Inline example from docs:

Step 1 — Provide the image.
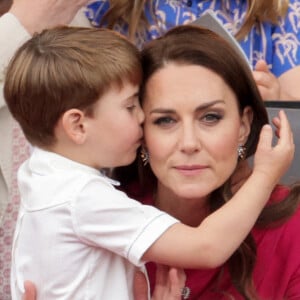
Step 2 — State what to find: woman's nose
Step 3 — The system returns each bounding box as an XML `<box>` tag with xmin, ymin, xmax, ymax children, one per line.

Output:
<box><xmin>179</xmin><ymin>123</ymin><xmax>201</xmax><ymax>154</ymax></box>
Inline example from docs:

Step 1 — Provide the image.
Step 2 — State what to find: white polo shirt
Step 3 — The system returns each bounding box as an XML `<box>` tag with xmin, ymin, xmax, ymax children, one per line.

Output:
<box><xmin>11</xmin><ymin>148</ymin><xmax>178</xmax><ymax>300</ymax></box>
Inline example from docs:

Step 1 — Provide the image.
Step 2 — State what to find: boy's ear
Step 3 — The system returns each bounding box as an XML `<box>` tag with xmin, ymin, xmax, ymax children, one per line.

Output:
<box><xmin>238</xmin><ymin>106</ymin><xmax>253</xmax><ymax>144</ymax></box>
<box><xmin>61</xmin><ymin>109</ymin><xmax>87</xmax><ymax>144</ymax></box>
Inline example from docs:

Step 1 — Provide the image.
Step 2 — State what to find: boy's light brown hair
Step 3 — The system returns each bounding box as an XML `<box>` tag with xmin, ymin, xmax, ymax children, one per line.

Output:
<box><xmin>4</xmin><ymin>26</ymin><xmax>142</xmax><ymax>147</ymax></box>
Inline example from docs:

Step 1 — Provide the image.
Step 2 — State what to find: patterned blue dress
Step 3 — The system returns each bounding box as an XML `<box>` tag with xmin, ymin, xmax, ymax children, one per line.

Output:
<box><xmin>86</xmin><ymin>0</ymin><xmax>300</xmax><ymax>76</ymax></box>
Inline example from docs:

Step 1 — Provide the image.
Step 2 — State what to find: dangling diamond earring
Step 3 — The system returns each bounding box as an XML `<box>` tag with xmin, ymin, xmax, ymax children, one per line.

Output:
<box><xmin>238</xmin><ymin>145</ymin><xmax>246</xmax><ymax>160</ymax></box>
<box><xmin>140</xmin><ymin>147</ymin><xmax>149</xmax><ymax>166</ymax></box>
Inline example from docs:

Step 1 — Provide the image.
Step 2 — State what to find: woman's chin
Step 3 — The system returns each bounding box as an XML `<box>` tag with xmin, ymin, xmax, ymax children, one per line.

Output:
<box><xmin>172</xmin><ymin>185</ymin><xmax>215</xmax><ymax>200</ymax></box>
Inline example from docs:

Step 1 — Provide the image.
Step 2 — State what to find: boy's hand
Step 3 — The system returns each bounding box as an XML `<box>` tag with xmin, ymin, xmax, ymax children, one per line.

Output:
<box><xmin>10</xmin><ymin>0</ymin><xmax>91</xmax><ymax>35</ymax></box>
<box><xmin>253</xmin><ymin>110</ymin><xmax>294</xmax><ymax>186</ymax></box>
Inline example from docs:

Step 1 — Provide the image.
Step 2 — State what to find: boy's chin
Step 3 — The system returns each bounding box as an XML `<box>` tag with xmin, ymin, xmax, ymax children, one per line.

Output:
<box><xmin>109</xmin><ymin>153</ymin><xmax>137</xmax><ymax>168</ymax></box>
<box><xmin>120</xmin><ymin>154</ymin><xmax>137</xmax><ymax>167</ymax></box>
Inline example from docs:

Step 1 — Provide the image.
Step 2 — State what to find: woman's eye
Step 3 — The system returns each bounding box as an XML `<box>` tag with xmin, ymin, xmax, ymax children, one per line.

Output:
<box><xmin>202</xmin><ymin>113</ymin><xmax>222</xmax><ymax>123</ymax></box>
<box><xmin>153</xmin><ymin>116</ymin><xmax>175</xmax><ymax>126</ymax></box>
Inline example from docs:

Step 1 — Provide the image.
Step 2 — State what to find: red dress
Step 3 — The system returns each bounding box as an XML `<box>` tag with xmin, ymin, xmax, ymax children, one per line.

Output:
<box><xmin>136</xmin><ymin>185</ymin><xmax>300</xmax><ymax>299</ymax></box>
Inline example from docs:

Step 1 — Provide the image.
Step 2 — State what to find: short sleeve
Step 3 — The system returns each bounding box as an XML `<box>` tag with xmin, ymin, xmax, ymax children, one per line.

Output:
<box><xmin>71</xmin><ymin>178</ymin><xmax>178</xmax><ymax>266</ymax></box>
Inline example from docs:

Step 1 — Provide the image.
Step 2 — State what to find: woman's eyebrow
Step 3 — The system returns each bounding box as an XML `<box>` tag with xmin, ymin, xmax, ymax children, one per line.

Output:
<box><xmin>195</xmin><ymin>100</ymin><xmax>225</xmax><ymax>112</ymax></box>
<box><xmin>149</xmin><ymin>100</ymin><xmax>225</xmax><ymax>114</ymax></box>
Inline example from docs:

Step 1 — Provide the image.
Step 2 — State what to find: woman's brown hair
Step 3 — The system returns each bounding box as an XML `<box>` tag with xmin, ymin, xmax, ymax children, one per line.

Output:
<box><xmin>115</xmin><ymin>24</ymin><xmax>299</xmax><ymax>299</ymax></box>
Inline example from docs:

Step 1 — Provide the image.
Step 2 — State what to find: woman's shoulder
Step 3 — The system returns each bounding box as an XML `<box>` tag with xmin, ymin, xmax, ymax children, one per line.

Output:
<box><xmin>269</xmin><ymin>184</ymin><xmax>291</xmax><ymax>202</ymax></box>
<box><xmin>251</xmin><ymin>185</ymin><xmax>300</xmax><ymax>296</ymax></box>
<box><xmin>253</xmin><ymin>184</ymin><xmax>300</xmax><ymax>246</ymax></box>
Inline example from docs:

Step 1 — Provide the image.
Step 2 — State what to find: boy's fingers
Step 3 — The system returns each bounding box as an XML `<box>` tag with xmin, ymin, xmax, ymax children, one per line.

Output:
<box><xmin>257</xmin><ymin>124</ymin><xmax>273</xmax><ymax>149</ymax></box>
<box><xmin>272</xmin><ymin>116</ymin><xmax>280</xmax><ymax>128</ymax></box>
<box><xmin>272</xmin><ymin>111</ymin><xmax>294</xmax><ymax>145</ymax></box>
<box><xmin>276</xmin><ymin>110</ymin><xmax>294</xmax><ymax>145</ymax></box>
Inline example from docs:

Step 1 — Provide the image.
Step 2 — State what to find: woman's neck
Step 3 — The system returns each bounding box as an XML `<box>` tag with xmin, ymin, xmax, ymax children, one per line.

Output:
<box><xmin>154</xmin><ymin>184</ymin><xmax>209</xmax><ymax>227</ymax></box>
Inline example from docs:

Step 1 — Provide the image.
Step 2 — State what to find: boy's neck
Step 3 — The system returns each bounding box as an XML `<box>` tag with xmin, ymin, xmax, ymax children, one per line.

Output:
<box><xmin>45</xmin><ymin>142</ymin><xmax>98</xmax><ymax>170</ymax></box>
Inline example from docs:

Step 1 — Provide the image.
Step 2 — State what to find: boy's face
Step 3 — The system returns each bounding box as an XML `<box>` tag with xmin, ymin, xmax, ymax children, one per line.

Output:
<box><xmin>85</xmin><ymin>81</ymin><xmax>144</xmax><ymax>169</ymax></box>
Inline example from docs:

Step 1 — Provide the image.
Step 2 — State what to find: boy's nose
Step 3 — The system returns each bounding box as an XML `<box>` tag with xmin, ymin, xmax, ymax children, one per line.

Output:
<box><xmin>137</xmin><ymin>106</ymin><xmax>145</xmax><ymax>124</ymax></box>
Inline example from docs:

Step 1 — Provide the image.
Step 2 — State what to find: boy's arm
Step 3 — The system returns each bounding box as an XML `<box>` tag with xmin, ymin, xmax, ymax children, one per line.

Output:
<box><xmin>143</xmin><ymin>110</ymin><xmax>294</xmax><ymax>268</ymax></box>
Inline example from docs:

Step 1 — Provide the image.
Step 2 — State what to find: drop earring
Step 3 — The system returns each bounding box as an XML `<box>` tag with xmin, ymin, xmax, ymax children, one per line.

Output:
<box><xmin>140</xmin><ymin>147</ymin><xmax>149</xmax><ymax>166</ymax></box>
<box><xmin>238</xmin><ymin>145</ymin><xmax>246</xmax><ymax>160</ymax></box>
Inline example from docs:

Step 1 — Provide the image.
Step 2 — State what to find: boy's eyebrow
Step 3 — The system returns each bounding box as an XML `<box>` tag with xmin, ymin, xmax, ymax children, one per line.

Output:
<box><xmin>126</xmin><ymin>92</ymin><xmax>139</xmax><ymax>101</ymax></box>
<box><xmin>149</xmin><ymin>99</ymin><xmax>225</xmax><ymax>114</ymax></box>
<box><xmin>132</xmin><ymin>92</ymin><xmax>139</xmax><ymax>98</ymax></box>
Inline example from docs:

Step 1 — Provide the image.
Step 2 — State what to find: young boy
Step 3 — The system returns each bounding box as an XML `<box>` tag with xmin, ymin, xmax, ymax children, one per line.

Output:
<box><xmin>4</xmin><ymin>26</ymin><xmax>293</xmax><ymax>299</ymax></box>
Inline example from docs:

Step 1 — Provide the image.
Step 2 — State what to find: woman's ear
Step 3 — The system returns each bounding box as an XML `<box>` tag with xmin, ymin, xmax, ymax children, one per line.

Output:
<box><xmin>61</xmin><ymin>109</ymin><xmax>87</xmax><ymax>144</ymax></box>
<box><xmin>238</xmin><ymin>106</ymin><xmax>253</xmax><ymax>144</ymax></box>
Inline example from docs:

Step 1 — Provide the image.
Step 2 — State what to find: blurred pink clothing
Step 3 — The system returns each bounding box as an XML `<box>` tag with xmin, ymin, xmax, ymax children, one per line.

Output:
<box><xmin>0</xmin><ymin>122</ymin><xmax>30</xmax><ymax>299</ymax></box>
<box><xmin>141</xmin><ymin>186</ymin><xmax>300</xmax><ymax>299</ymax></box>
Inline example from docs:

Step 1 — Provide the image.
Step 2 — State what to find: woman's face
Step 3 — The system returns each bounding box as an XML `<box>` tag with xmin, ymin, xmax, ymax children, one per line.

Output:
<box><xmin>143</xmin><ymin>64</ymin><xmax>252</xmax><ymax>200</ymax></box>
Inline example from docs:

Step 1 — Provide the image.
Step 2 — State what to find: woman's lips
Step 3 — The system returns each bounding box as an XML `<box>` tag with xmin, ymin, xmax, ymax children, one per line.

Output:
<box><xmin>174</xmin><ymin>165</ymin><xmax>208</xmax><ymax>176</ymax></box>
